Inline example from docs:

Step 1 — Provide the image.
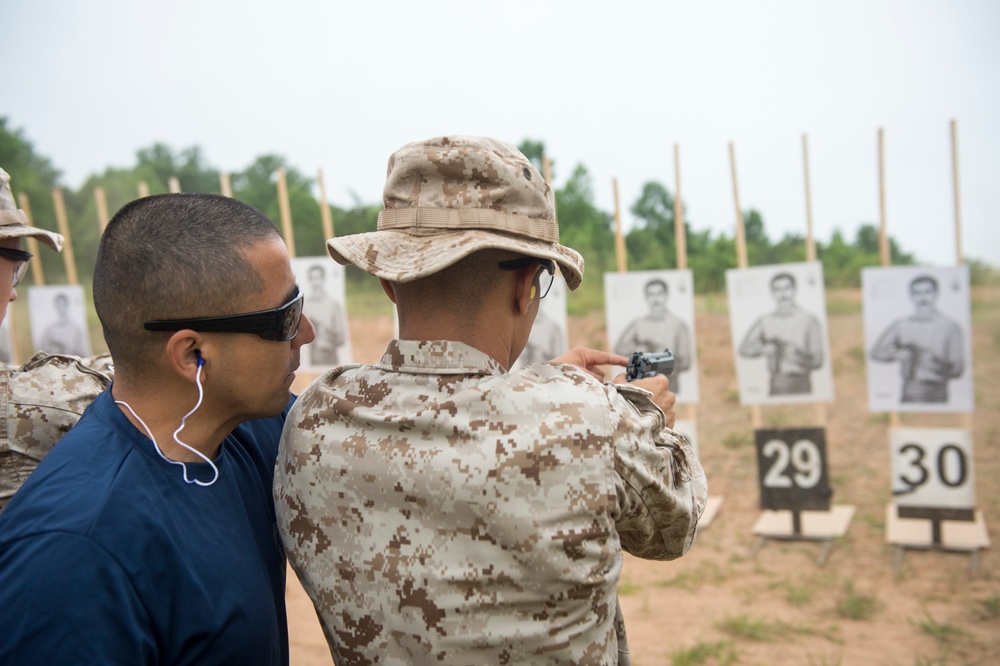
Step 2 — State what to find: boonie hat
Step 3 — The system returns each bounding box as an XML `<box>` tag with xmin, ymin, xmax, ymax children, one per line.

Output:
<box><xmin>0</xmin><ymin>168</ymin><xmax>63</xmax><ymax>252</ymax></box>
<box><xmin>326</xmin><ymin>136</ymin><xmax>584</xmax><ymax>290</ymax></box>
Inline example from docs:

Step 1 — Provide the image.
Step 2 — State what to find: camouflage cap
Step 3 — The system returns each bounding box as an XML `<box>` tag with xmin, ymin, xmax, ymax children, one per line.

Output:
<box><xmin>0</xmin><ymin>168</ymin><xmax>63</xmax><ymax>252</ymax></box>
<box><xmin>326</xmin><ymin>136</ymin><xmax>584</xmax><ymax>290</ymax></box>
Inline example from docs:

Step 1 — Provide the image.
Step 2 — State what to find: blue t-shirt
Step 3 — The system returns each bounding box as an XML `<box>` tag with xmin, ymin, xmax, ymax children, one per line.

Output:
<box><xmin>0</xmin><ymin>388</ymin><xmax>291</xmax><ymax>665</ymax></box>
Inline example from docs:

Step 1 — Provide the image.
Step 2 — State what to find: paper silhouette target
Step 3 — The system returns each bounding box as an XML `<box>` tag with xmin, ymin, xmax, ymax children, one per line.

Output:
<box><xmin>726</xmin><ymin>262</ymin><xmax>834</xmax><ymax>405</ymax></box>
<box><xmin>28</xmin><ymin>284</ymin><xmax>91</xmax><ymax>357</ymax></box>
<box><xmin>862</xmin><ymin>266</ymin><xmax>973</xmax><ymax>413</ymax></box>
<box><xmin>292</xmin><ymin>258</ymin><xmax>352</xmax><ymax>371</ymax></box>
<box><xmin>605</xmin><ymin>270</ymin><xmax>699</xmax><ymax>403</ymax></box>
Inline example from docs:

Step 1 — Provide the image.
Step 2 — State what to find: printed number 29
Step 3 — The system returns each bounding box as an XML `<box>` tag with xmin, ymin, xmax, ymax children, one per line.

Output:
<box><xmin>762</xmin><ymin>439</ymin><xmax>822</xmax><ymax>489</ymax></box>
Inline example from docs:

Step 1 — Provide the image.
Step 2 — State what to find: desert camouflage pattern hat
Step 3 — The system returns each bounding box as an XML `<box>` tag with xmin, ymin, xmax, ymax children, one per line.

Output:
<box><xmin>326</xmin><ymin>136</ymin><xmax>585</xmax><ymax>290</ymax></box>
<box><xmin>0</xmin><ymin>168</ymin><xmax>63</xmax><ymax>252</ymax></box>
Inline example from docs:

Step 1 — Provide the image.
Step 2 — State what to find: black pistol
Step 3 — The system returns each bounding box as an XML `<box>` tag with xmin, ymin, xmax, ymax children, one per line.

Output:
<box><xmin>626</xmin><ymin>350</ymin><xmax>675</xmax><ymax>382</ymax></box>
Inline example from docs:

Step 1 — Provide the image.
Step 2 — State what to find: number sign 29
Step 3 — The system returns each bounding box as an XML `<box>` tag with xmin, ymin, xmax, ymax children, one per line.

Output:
<box><xmin>755</xmin><ymin>428</ymin><xmax>832</xmax><ymax>512</ymax></box>
<box><xmin>890</xmin><ymin>428</ymin><xmax>975</xmax><ymax>510</ymax></box>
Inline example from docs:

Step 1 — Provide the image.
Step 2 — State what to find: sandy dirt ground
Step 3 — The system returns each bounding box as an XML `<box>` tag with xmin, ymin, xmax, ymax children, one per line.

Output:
<box><xmin>286</xmin><ymin>288</ymin><xmax>1000</xmax><ymax>665</ymax></box>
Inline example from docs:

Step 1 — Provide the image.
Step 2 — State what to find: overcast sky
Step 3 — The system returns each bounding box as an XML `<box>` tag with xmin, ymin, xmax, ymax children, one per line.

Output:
<box><xmin>5</xmin><ymin>0</ymin><xmax>998</xmax><ymax>267</ymax></box>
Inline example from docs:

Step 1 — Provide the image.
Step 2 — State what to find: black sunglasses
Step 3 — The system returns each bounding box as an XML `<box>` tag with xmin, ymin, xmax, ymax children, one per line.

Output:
<box><xmin>144</xmin><ymin>289</ymin><xmax>304</xmax><ymax>341</ymax></box>
<box><xmin>498</xmin><ymin>257</ymin><xmax>556</xmax><ymax>299</ymax></box>
<box><xmin>0</xmin><ymin>247</ymin><xmax>34</xmax><ymax>287</ymax></box>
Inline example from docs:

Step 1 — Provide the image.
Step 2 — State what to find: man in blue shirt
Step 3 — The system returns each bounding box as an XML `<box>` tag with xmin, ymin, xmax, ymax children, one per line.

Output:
<box><xmin>0</xmin><ymin>193</ymin><xmax>315</xmax><ymax>664</ymax></box>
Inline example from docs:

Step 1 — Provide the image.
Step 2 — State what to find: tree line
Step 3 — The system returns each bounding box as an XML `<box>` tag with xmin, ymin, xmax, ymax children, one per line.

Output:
<box><xmin>2</xmin><ymin>117</ymin><xmax>995</xmax><ymax>313</ymax></box>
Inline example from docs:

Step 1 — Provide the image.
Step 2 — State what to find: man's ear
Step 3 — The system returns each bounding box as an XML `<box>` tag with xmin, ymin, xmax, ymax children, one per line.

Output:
<box><xmin>515</xmin><ymin>265</ymin><xmax>536</xmax><ymax>316</ymax></box>
<box><xmin>379</xmin><ymin>278</ymin><xmax>398</xmax><ymax>305</ymax></box>
<box><xmin>164</xmin><ymin>331</ymin><xmax>205</xmax><ymax>381</ymax></box>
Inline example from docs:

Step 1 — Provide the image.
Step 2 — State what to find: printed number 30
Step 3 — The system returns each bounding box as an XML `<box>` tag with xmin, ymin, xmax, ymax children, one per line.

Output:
<box><xmin>762</xmin><ymin>439</ymin><xmax>822</xmax><ymax>489</ymax></box>
<box><xmin>897</xmin><ymin>443</ymin><xmax>968</xmax><ymax>490</ymax></box>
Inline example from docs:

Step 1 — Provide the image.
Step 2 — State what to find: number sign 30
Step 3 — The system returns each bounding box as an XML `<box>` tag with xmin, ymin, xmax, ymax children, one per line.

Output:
<box><xmin>755</xmin><ymin>428</ymin><xmax>833</xmax><ymax>512</ymax></box>
<box><xmin>890</xmin><ymin>428</ymin><xmax>975</xmax><ymax>510</ymax></box>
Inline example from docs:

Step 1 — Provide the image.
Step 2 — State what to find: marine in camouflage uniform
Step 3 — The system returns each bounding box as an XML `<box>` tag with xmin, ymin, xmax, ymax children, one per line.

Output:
<box><xmin>0</xmin><ymin>352</ymin><xmax>111</xmax><ymax>510</ymax></box>
<box><xmin>275</xmin><ymin>136</ymin><xmax>708</xmax><ymax>664</ymax></box>
<box><xmin>0</xmin><ymin>167</ymin><xmax>111</xmax><ymax>510</ymax></box>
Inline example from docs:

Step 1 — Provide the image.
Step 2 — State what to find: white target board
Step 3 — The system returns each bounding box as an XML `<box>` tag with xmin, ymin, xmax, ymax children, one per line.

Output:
<box><xmin>604</xmin><ymin>270</ymin><xmax>699</xmax><ymax>403</ymax></box>
<box><xmin>292</xmin><ymin>257</ymin><xmax>352</xmax><ymax>371</ymax></box>
<box><xmin>0</xmin><ymin>317</ymin><xmax>13</xmax><ymax>365</ymax></box>
<box><xmin>862</xmin><ymin>266</ymin><xmax>973</xmax><ymax>413</ymax></box>
<box><xmin>890</xmin><ymin>427</ymin><xmax>975</xmax><ymax>510</ymax></box>
<box><xmin>726</xmin><ymin>262</ymin><xmax>834</xmax><ymax>405</ymax></box>
<box><xmin>28</xmin><ymin>284</ymin><xmax>91</xmax><ymax>357</ymax></box>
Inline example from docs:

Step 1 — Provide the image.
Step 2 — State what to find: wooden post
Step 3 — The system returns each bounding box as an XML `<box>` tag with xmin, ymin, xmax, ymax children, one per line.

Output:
<box><xmin>729</xmin><ymin>142</ymin><xmax>761</xmax><ymax>428</ymax></box>
<box><xmin>949</xmin><ymin>120</ymin><xmax>973</xmax><ymax>432</ymax></box>
<box><xmin>220</xmin><ymin>173</ymin><xmax>233</xmax><ymax>198</ymax></box>
<box><xmin>168</xmin><ymin>177</ymin><xmax>181</xmax><ymax>194</ymax></box>
<box><xmin>612</xmin><ymin>178</ymin><xmax>627</xmax><ymax>273</ymax></box>
<box><xmin>94</xmin><ymin>186</ymin><xmax>111</xmax><ymax>232</ymax></box>
<box><xmin>5</xmin><ymin>308</ymin><xmax>22</xmax><ymax>365</ymax></box>
<box><xmin>802</xmin><ymin>134</ymin><xmax>817</xmax><ymax>262</ymax></box>
<box><xmin>276</xmin><ymin>168</ymin><xmax>296</xmax><ymax>258</ymax></box>
<box><xmin>673</xmin><ymin>144</ymin><xmax>687</xmax><ymax>270</ymax></box>
<box><xmin>542</xmin><ymin>156</ymin><xmax>557</xmax><ymax>227</ymax></box>
<box><xmin>16</xmin><ymin>193</ymin><xmax>45</xmax><ymax>286</ymax></box>
<box><xmin>674</xmin><ymin>144</ymin><xmax>696</xmax><ymax>422</ymax></box>
<box><xmin>802</xmin><ymin>134</ymin><xmax>827</xmax><ymax>425</ymax></box>
<box><xmin>876</xmin><ymin>128</ymin><xmax>900</xmax><ymax>428</ymax></box>
<box><xmin>11</xmin><ymin>192</ymin><xmax>37</xmax><ymax>361</ymax></box>
<box><xmin>540</xmin><ymin>156</ymin><xmax>562</xmax><ymax>244</ymax></box>
<box><xmin>729</xmin><ymin>143</ymin><xmax>749</xmax><ymax>269</ymax></box>
<box><xmin>317</xmin><ymin>168</ymin><xmax>334</xmax><ymax>239</ymax></box>
<box><xmin>137</xmin><ymin>181</ymin><xmax>150</xmax><ymax>199</ymax></box>
<box><xmin>51</xmin><ymin>188</ymin><xmax>79</xmax><ymax>285</ymax></box>
<box><xmin>950</xmin><ymin>120</ymin><xmax>962</xmax><ymax>267</ymax></box>
<box><xmin>877</xmin><ymin>128</ymin><xmax>890</xmax><ymax>266</ymax></box>
<box><xmin>541</xmin><ymin>156</ymin><xmax>559</xmax><ymax>230</ymax></box>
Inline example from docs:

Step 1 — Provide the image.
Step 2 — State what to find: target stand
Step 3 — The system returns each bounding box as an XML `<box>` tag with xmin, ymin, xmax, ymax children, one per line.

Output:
<box><xmin>746</xmin><ymin>427</ymin><xmax>855</xmax><ymax>566</ymax></box>
<box><xmin>750</xmin><ymin>505</ymin><xmax>856</xmax><ymax>566</ymax></box>
<box><xmin>886</xmin><ymin>504</ymin><xmax>989</xmax><ymax>575</ymax></box>
<box><xmin>698</xmin><ymin>496</ymin><xmax>724</xmax><ymax>529</ymax></box>
<box><xmin>886</xmin><ymin>427</ymin><xmax>990</xmax><ymax>575</ymax></box>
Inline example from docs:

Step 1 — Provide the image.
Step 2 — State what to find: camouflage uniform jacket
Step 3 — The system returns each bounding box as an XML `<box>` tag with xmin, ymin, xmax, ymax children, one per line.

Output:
<box><xmin>0</xmin><ymin>352</ymin><xmax>111</xmax><ymax>510</ymax></box>
<box><xmin>275</xmin><ymin>340</ymin><xmax>707</xmax><ymax>665</ymax></box>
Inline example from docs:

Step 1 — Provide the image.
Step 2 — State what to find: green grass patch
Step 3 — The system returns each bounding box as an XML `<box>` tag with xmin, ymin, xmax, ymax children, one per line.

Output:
<box><xmin>617</xmin><ymin>579</ymin><xmax>643</xmax><ymax>596</ymax></box>
<box><xmin>825</xmin><ymin>297</ymin><xmax>861</xmax><ymax>315</ymax></box>
<box><xmin>784</xmin><ymin>582</ymin><xmax>815</xmax><ymax>607</ymax></box>
<box><xmin>670</xmin><ymin>640</ymin><xmax>737</xmax><ymax>666</ymax></box>
<box><xmin>805</xmin><ymin>652</ymin><xmax>844</xmax><ymax>666</ymax></box>
<box><xmin>846</xmin><ymin>345</ymin><xmax>866</xmax><ymax>364</ymax></box>
<box><xmin>718</xmin><ymin>613</ymin><xmax>841</xmax><ymax>645</ymax></box>
<box><xmin>835</xmin><ymin>582</ymin><xmax>880</xmax><ymax>620</ymax></box>
<box><xmin>911</xmin><ymin>608</ymin><xmax>969</xmax><ymax>644</ymax></box>
<box><xmin>565</xmin><ymin>279</ymin><xmax>605</xmax><ymax>317</ymax></box>
<box><xmin>344</xmin><ymin>276</ymin><xmax>396</xmax><ymax>317</ymax></box>
<box><xmin>721</xmin><ymin>432</ymin><xmax>750</xmax><ymax>450</ymax></box>
<box><xmin>969</xmin><ymin>595</ymin><xmax>1000</xmax><ymax>620</ymax></box>
<box><xmin>717</xmin><ymin>614</ymin><xmax>788</xmax><ymax>641</ymax></box>
<box><xmin>654</xmin><ymin>561</ymin><xmax>729</xmax><ymax>591</ymax></box>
